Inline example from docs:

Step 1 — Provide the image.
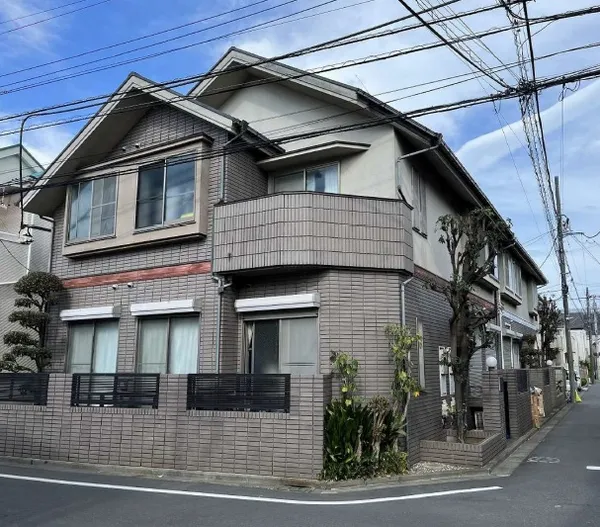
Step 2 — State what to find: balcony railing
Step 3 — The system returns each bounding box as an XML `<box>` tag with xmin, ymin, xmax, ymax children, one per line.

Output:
<box><xmin>0</xmin><ymin>373</ymin><xmax>49</xmax><ymax>405</ymax></box>
<box><xmin>71</xmin><ymin>374</ymin><xmax>160</xmax><ymax>408</ymax></box>
<box><xmin>187</xmin><ymin>374</ymin><xmax>291</xmax><ymax>413</ymax></box>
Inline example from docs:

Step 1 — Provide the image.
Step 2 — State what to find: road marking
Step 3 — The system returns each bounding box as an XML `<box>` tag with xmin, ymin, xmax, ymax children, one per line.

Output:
<box><xmin>586</xmin><ymin>466</ymin><xmax>600</xmax><ymax>471</ymax></box>
<box><xmin>0</xmin><ymin>473</ymin><xmax>502</xmax><ymax>506</ymax></box>
<box><xmin>527</xmin><ymin>457</ymin><xmax>560</xmax><ymax>464</ymax></box>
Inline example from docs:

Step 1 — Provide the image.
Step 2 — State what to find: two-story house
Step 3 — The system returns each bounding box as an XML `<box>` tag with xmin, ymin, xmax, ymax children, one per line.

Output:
<box><xmin>12</xmin><ymin>48</ymin><xmax>545</xmax><ymax>478</ymax></box>
<box><xmin>0</xmin><ymin>145</ymin><xmax>53</xmax><ymax>364</ymax></box>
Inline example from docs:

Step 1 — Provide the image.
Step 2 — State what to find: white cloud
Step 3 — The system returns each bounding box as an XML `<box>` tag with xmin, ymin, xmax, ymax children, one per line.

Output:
<box><xmin>0</xmin><ymin>0</ymin><xmax>61</xmax><ymax>56</ymax></box>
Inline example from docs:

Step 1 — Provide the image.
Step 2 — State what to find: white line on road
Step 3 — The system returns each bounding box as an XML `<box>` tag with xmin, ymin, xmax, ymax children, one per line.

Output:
<box><xmin>586</xmin><ymin>466</ymin><xmax>600</xmax><ymax>471</ymax></box>
<box><xmin>0</xmin><ymin>473</ymin><xmax>502</xmax><ymax>506</ymax></box>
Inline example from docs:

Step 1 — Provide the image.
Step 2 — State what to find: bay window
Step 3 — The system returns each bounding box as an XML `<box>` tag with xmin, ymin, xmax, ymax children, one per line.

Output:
<box><xmin>137</xmin><ymin>315</ymin><xmax>199</xmax><ymax>373</ymax></box>
<box><xmin>136</xmin><ymin>154</ymin><xmax>195</xmax><ymax>229</ymax></box>
<box><xmin>68</xmin><ymin>176</ymin><xmax>117</xmax><ymax>241</ymax></box>
<box><xmin>245</xmin><ymin>316</ymin><xmax>317</xmax><ymax>375</ymax></box>
<box><xmin>67</xmin><ymin>321</ymin><xmax>119</xmax><ymax>373</ymax></box>
<box><xmin>273</xmin><ymin>163</ymin><xmax>338</xmax><ymax>194</ymax></box>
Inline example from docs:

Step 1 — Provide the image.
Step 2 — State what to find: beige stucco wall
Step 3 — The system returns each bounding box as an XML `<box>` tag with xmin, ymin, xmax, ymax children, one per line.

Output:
<box><xmin>221</xmin><ymin>82</ymin><xmax>398</xmax><ymax>199</ymax></box>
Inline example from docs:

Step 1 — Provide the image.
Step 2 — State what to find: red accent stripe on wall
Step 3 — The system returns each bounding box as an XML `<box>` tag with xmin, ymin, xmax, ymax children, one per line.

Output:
<box><xmin>63</xmin><ymin>261</ymin><xmax>211</xmax><ymax>289</ymax></box>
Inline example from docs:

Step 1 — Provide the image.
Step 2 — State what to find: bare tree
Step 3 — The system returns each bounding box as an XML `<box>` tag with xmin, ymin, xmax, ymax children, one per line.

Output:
<box><xmin>432</xmin><ymin>208</ymin><xmax>513</xmax><ymax>442</ymax></box>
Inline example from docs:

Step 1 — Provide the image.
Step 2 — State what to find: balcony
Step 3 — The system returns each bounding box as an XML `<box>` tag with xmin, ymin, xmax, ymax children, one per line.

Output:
<box><xmin>187</xmin><ymin>374</ymin><xmax>291</xmax><ymax>413</ymax></box>
<box><xmin>213</xmin><ymin>192</ymin><xmax>413</xmax><ymax>274</ymax></box>
<box><xmin>0</xmin><ymin>373</ymin><xmax>49</xmax><ymax>405</ymax></box>
<box><xmin>71</xmin><ymin>373</ymin><xmax>160</xmax><ymax>408</ymax></box>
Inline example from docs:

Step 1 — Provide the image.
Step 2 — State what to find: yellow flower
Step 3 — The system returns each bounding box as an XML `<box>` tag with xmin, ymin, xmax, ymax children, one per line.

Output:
<box><xmin>413</xmin><ymin>391</ymin><xmax>420</xmax><ymax>398</ymax></box>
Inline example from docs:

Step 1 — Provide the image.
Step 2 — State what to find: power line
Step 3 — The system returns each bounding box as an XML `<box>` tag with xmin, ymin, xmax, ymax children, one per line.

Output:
<box><xmin>0</xmin><ymin>0</ymin><xmax>317</xmax><ymax>90</ymax></box>
<box><xmin>0</xmin><ymin>0</ymin><xmax>113</xmax><ymax>37</ymax></box>
<box><xmin>0</xmin><ymin>0</ymin><xmax>277</xmax><ymax>79</ymax></box>
<box><xmin>397</xmin><ymin>0</ymin><xmax>511</xmax><ymax>89</ymax></box>
<box><xmin>4</xmin><ymin>33</ymin><xmax>600</xmax><ymax>182</ymax></box>
<box><xmin>0</xmin><ymin>0</ymin><xmax>92</xmax><ymax>25</ymax></box>
<box><xmin>0</xmin><ymin>0</ymin><xmax>466</xmax><ymax>113</ymax></box>
<box><xmin>1</xmin><ymin>1</ymin><xmax>595</xmax><ymax>123</ymax></box>
<box><xmin>0</xmin><ymin>239</ymin><xmax>28</xmax><ymax>271</ymax></box>
<box><xmin>0</xmin><ymin>0</ymin><xmax>496</xmax><ymax>97</ymax></box>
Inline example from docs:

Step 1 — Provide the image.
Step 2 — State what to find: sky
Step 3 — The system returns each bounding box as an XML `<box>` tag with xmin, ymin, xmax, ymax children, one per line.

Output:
<box><xmin>0</xmin><ymin>0</ymin><xmax>599</xmax><ymax>308</ymax></box>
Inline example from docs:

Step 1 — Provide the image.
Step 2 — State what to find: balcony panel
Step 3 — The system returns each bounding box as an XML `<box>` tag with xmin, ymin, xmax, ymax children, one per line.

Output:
<box><xmin>213</xmin><ymin>193</ymin><xmax>413</xmax><ymax>274</ymax></box>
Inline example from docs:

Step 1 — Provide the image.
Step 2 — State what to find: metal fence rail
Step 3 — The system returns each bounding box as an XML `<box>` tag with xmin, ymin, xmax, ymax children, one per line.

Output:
<box><xmin>71</xmin><ymin>374</ymin><xmax>160</xmax><ymax>408</ymax></box>
<box><xmin>187</xmin><ymin>374</ymin><xmax>291</xmax><ymax>413</ymax></box>
<box><xmin>0</xmin><ymin>373</ymin><xmax>49</xmax><ymax>405</ymax></box>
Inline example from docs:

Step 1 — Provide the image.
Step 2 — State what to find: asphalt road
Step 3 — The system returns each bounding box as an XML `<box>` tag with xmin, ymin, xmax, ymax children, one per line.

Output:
<box><xmin>0</xmin><ymin>387</ymin><xmax>599</xmax><ymax>526</ymax></box>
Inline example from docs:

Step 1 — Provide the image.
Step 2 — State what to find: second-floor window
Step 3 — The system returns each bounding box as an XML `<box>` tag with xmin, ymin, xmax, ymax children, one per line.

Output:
<box><xmin>68</xmin><ymin>176</ymin><xmax>117</xmax><ymax>241</ymax></box>
<box><xmin>136</xmin><ymin>155</ymin><xmax>195</xmax><ymax>229</ymax></box>
<box><xmin>412</xmin><ymin>168</ymin><xmax>427</xmax><ymax>234</ymax></box>
<box><xmin>273</xmin><ymin>163</ymin><xmax>339</xmax><ymax>194</ymax></box>
<box><xmin>505</xmin><ymin>255</ymin><xmax>522</xmax><ymax>296</ymax></box>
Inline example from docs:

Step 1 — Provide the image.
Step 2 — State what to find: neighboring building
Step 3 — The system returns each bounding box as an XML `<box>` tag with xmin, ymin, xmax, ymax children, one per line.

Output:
<box><xmin>0</xmin><ymin>145</ymin><xmax>53</xmax><ymax>362</ymax></box>
<box><xmin>14</xmin><ymin>48</ymin><xmax>545</xmax><ymax>477</ymax></box>
<box><xmin>553</xmin><ymin>312</ymin><xmax>597</xmax><ymax>378</ymax></box>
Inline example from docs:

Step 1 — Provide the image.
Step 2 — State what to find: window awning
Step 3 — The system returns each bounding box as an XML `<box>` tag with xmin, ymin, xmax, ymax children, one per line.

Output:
<box><xmin>256</xmin><ymin>141</ymin><xmax>369</xmax><ymax>171</ymax></box>
<box><xmin>130</xmin><ymin>299</ymin><xmax>200</xmax><ymax>316</ymax></box>
<box><xmin>60</xmin><ymin>306</ymin><xmax>121</xmax><ymax>321</ymax></box>
<box><xmin>235</xmin><ymin>293</ymin><xmax>320</xmax><ymax>313</ymax></box>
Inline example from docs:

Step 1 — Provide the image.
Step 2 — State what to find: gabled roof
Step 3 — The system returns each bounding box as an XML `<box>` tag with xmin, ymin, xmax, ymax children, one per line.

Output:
<box><xmin>24</xmin><ymin>72</ymin><xmax>283</xmax><ymax>216</ymax></box>
<box><xmin>190</xmin><ymin>47</ymin><xmax>547</xmax><ymax>285</ymax></box>
<box><xmin>0</xmin><ymin>144</ymin><xmax>44</xmax><ymax>187</ymax></box>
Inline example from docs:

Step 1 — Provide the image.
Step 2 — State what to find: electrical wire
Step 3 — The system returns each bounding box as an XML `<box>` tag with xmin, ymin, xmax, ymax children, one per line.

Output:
<box><xmin>0</xmin><ymin>239</ymin><xmax>29</xmax><ymax>271</ymax></box>
<box><xmin>0</xmin><ymin>0</ymin><xmax>277</xmax><ymax>79</ymax></box>
<box><xmin>1</xmin><ymin>1</ymin><xmax>596</xmax><ymax>123</ymax></box>
<box><xmin>397</xmin><ymin>0</ymin><xmax>511</xmax><ymax>89</ymax></box>
<box><xmin>0</xmin><ymin>0</ymin><xmax>113</xmax><ymax>37</ymax></box>
<box><xmin>0</xmin><ymin>0</ymin><xmax>498</xmax><ymax>97</ymax></box>
<box><xmin>0</xmin><ymin>0</ymin><xmax>92</xmax><ymax>25</ymax></box>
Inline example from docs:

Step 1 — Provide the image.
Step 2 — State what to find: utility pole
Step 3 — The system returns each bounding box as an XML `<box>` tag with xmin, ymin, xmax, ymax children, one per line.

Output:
<box><xmin>555</xmin><ymin>176</ymin><xmax>576</xmax><ymax>403</ymax></box>
<box><xmin>587</xmin><ymin>288</ymin><xmax>595</xmax><ymax>384</ymax></box>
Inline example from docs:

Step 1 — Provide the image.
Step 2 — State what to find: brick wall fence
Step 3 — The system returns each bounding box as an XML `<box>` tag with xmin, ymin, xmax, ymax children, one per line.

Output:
<box><xmin>483</xmin><ymin>368</ymin><xmax>566</xmax><ymax>440</ymax></box>
<box><xmin>0</xmin><ymin>374</ymin><xmax>329</xmax><ymax>479</ymax></box>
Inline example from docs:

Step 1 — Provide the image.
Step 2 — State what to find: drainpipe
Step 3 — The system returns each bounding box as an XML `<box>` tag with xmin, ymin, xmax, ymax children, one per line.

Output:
<box><xmin>400</xmin><ymin>276</ymin><xmax>414</xmax><ymax>326</ymax></box>
<box><xmin>213</xmin><ymin>276</ymin><xmax>232</xmax><ymax>374</ymax></box>
<box><xmin>396</xmin><ymin>133</ymin><xmax>443</xmax><ymax>164</ymax></box>
<box><xmin>212</xmin><ymin>121</ymin><xmax>247</xmax><ymax>374</ymax></box>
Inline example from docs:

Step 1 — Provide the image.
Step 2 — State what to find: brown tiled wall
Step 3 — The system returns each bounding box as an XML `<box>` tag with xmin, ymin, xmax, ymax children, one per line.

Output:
<box><xmin>0</xmin><ymin>374</ymin><xmax>326</xmax><ymax>478</ymax></box>
<box><xmin>403</xmin><ymin>277</ymin><xmax>448</xmax><ymax>463</ymax></box>
<box><xmin>499</xmin><ymin>370</ymin><xmax>532</xmax><ymax>438</ymax></box>
<box><xmin>213</xmin><ymin>193</ymin><xmax>414</xmax><ymax>274</ymax></box>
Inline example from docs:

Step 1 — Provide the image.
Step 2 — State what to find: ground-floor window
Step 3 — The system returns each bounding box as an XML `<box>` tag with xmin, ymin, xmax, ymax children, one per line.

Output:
<box><xmin>439</xmin><ymin>346</ymin><xmax>455</xmax><ymax>396</ymax></box>
<box><xmin>67</xmin><ymin>320</ymin><xmax>119</xmax><ymax>373</ymax></box>
<box><xmin>137</xmin><ymin>315</ymin><xmax>199</xmax><ymax>373</ymax></box>
<box><xmin>245</xmin><ymin>316</ymin><xmax>318</xmax><ymax>375</ymax></box>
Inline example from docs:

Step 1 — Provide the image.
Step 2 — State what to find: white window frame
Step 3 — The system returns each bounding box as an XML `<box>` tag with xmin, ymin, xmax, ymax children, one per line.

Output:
<box><xmin>66</xmin><ymin>320</ymin><xmax>119</xmax><ymax>374</ymax></box>
<box><xmin>505</xmin><ymin>255</ymin><xmax>522</xmax><ymax>297</ymax></box>
<box><xmin>439</xmin><ymin>346</ymin><xmax>455</xmax><ymax>396</ymax></box>
<box><xmin>135</xmin><ymin>153</ymin><xmax>196</xmax><ymax>230</ymax></box>
<box><xmin>411</xmin><ymin>167</ymin><xmax>427</xmax><ymax>235</ymax></box>
<box><xmin>136</xmin><ymin>314</ymin><xmax>200</xmax><ymax>374</ymax></box>
<box><xmin>67</xmin><ymin>175</ymin><xmax>117</xmax><ymax>242</ymax></box>
<box><xmin>272</xmin><ymin>162</ymin><xmax>340</xmax><ymax>194</ymax></box>
<box><xmin>416</xmin><ymin>318</ymin><xmax>425</xmax><ymax>388</ymax></box>
<box><xmin>243</xmin><ymin>313</ymin><xmax>318</xmax><ymax>375</ymax></box>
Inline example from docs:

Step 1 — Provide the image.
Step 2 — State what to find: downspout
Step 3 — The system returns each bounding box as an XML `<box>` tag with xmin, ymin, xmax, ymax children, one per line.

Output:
<box><xmin>212</xmin><ymin>120</ymin><xmax>248</xmax><ymax>374</ymax></box>
<box><xmin>396</xmin><ymin>133</ymin><xmax>443</xmax><ymax>163</ymax></box>
<box><xmin>400</xmin><ymin>277</ymin><xmax>414</xmax><ymax>326</ymax></box>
